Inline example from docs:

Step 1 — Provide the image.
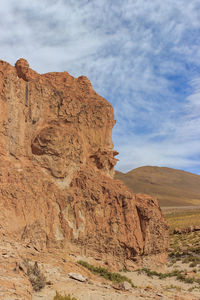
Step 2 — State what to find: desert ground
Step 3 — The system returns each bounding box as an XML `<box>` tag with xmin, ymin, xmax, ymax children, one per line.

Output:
<box><xmin>28</xmin><ymin>206</ymin><xmax>200</xmax><ymax>300</ymax></box>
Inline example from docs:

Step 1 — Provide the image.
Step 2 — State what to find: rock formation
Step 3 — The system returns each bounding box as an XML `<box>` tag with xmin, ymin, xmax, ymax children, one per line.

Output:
<box><xmin>0</xmin><ymin>59</ymin><xmax>169</xmax><ymax>299</ymax></box>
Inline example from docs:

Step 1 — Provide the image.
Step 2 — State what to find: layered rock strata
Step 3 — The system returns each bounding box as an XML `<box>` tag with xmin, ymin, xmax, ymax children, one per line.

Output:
<box><xmin>0</xmin><ymin>58</ymin><xmax>169</xmax><ymax>298</ymax></box>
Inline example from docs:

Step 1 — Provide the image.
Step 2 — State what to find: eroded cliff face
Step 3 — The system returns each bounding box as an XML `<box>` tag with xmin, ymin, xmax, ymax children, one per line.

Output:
<box><xmin>0</xmin><ymin>59</ymin><xmax>169</xmax><ymax>298</ymax></box>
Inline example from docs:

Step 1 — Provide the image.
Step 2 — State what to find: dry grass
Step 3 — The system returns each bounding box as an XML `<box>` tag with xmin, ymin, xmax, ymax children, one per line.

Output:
<box><xmin>78</xmin><ymin>260</ymin><xmax>136</xmax><ymax>287</ymax></box>
<box><xmin>164</xmin><ymin>209</ymin><xmax>200</xmax><ymax>232</ymax></box>
<box><xmin>53</xmin><ymin>291</ymin><xmax>78</xmax><ymax>300</ymax></box>
<box><xmin>136</xmin><ymin>213</ymin><xmax>200</xmax><ymax>291</ymax></box>
<box><xmin>23</xmin><ymin>260</ymin><xmax>46</xmax><ymax>292</ymax></box>
<box><xmin>163</xmin><ymin>208</ymin><xmax>200</xmax><ymax>288</ymax></box>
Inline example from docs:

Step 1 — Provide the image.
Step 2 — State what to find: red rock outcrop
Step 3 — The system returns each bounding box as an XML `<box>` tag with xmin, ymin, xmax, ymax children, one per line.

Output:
<box><xmin>0</xmin><ymin>59</ymin><xmax>169</xmax><ymax>299</ymax></box>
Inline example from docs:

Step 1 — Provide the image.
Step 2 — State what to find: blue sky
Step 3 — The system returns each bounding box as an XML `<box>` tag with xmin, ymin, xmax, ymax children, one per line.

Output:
<box><xmin>1</xmin><ymin>0</ymin><xmax>200</xmax><ymax>174</ymax></box>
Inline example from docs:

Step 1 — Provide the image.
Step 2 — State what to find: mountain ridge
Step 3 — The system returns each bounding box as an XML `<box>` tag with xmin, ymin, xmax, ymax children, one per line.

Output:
<box><xmin>115</xmin><ymin>166</ymin><xmax>200</xmax><ymax>207</ymax></box>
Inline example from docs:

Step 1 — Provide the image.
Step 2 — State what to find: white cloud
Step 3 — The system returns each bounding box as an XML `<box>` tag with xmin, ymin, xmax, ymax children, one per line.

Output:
<box><xmin>0</xmin><ymin>0</ymin><xmax>200</xmax><ymax>173</ymax></box>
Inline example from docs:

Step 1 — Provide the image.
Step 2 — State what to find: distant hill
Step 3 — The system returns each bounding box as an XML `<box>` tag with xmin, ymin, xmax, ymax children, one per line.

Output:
<box><xmin>115</xmin><ymin>166</ymin><xmax>200</xmax><ymax>207</ymax></box>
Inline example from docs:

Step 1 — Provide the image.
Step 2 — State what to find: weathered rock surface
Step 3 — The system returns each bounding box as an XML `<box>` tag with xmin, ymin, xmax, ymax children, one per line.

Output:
<box><xmin>0</xmin><ymin>58</ymin><xmax>169</xmax><ymax>298</ymax></box>
<box><xmin>68</xmin><ymin>273</ymin><xmax>87</xmax><ymax>282</ymax></box>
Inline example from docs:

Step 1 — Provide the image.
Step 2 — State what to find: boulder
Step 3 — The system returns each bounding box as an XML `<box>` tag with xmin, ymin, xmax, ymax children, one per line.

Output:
<box><xmin>68</xmin><ymin>273</ymin><xmax>87</xmax><ymax>282</ymax></box>
<box><xmin>121</xmin><ymin>281</ymin><xmax>132</xmax><ymax>291</ymax></box>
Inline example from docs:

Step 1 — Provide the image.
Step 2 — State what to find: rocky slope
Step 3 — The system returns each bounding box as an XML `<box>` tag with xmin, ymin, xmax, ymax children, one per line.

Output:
<box><xmin>115</xmin><ymin>166</ymin><xmax>200</xmax><ymax>207</ymax></box>
<box><xmin>0</xmin><ymin>59</ymin><xmax>169</xmax><ymax>299</ymax></box>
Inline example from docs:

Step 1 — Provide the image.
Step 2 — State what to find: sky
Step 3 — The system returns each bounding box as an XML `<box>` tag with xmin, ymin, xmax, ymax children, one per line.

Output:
<box><xmin>1</xmin><ymin>0</ymin><xmax>200</xmax><ymax>174</ymax></box>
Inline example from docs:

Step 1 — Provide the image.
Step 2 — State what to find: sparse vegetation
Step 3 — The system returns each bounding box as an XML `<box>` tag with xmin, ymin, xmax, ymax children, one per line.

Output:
<box><xmin>188</xmin><ymin>285</ymin><xmax>200</xmax><ymax>292</ymax></box>
<box><xmin>119</xmin><ymin>267</ymin><xmax>131</xmax><ymax>272</ymax></box>
<box><xmin>152</xmin><ymin>209</ymin><xmax>200</xmax><ymax>289</ymax></box>
<box><xmin>77</xmin><ymin>260</ymin><xmax>136</xmax><ymax>287</ymax></box>
<box><xmin>53</xmin><ymin>291</ymin><xmax>78</xmax><ymax>300</ymax></box>
<box><xmin>164</xmin><ymin>209</ymin><xmax>200</xmax><ymax>233</ymax></box>
<box><xmin>166</xmin><ymin>211</ymin><xmax>200</xmax><ymax>274</ymax></box>
<box><xmin>138</xmin><ymin>268</ymin><xmax>200</xmax><ymax>285</ymax></box>
<box><xmin>138</xmin><ymin>268</ymin><xmax>181</xmax><ymax>279</ymax></box>
<box><xmin>164</xmin><ymin>284</ymin><xmax>182</xmax><ymax>291</ymax></box>
<box><xmin>23</xmin><ymin>260</ymin><xmax>46</xmax><ymax>292</ymax></box>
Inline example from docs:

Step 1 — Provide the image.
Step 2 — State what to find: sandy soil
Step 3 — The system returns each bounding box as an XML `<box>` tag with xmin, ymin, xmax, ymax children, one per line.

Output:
<box><xmin>32</xmin><ymin>256</ymin><xmax>200</xmax><ymax>300</ymax></box>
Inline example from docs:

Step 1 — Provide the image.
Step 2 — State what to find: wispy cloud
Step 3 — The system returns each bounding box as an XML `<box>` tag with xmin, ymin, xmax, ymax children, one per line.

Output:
<box><xmin>0</xmin><ymin>0</ymin><xmax>200</xmax><ymax>173</ymax></box>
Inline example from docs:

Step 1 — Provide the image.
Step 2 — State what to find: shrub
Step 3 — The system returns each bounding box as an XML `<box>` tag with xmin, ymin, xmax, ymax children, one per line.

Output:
<box><xmin>189</xmin><ymin>262</ymin><xmax>198</xmax><ymax>268</ymax></box>
<box><xmin>140</xmin><ymin>268</ymin><xmax>200</xmax><ymax>285</ymax></box>
<box><xmin>23</xmin><ymin>260</ymin><xmax>46</xmax><ymax>291</ymax></box>
<box><xmin>140</xmin><ymin>268</ymin><xmax>181</xmax><ymax>279</ymax></box>
<box><xmin>77</xmin><ymin>260</ymin><xmax>136</xmax><ymax>287</ymax></box>
<box><xmin>53</xmin><ymin>291</ymin><xmax>78</xmax><ymax>300</ymax></box>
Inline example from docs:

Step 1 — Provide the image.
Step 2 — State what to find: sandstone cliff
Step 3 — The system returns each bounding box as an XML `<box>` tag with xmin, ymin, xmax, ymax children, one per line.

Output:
<box><xmin>0</xmin><ymin>59</ymin><xmax>169</xmax><ymax>299</ymax></box>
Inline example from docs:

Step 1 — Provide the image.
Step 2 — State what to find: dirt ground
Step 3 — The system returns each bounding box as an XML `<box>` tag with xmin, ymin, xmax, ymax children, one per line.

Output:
<box><xmin>32</xmin><ymin>257</ymin><xmax>200</xmax><ymax>300</ymax></box>
<box><xmin>32</xmin><ymin>206</ymin><xmax>200</xmax><ymax>300</ymax></box>
<box><xmin>2</xmin><ymin>206</ymin><xmax>197</xmax><ymax>300</ymax></box>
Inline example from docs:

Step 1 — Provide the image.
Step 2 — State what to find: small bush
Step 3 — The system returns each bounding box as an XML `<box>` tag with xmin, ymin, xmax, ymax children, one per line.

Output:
<box><xmin>140</xmin><ymin>268</ymin><xmax>200</xmax><ymax>285</ymax></box>
<box><xmin>78</xmin><ymin>260</ymin><xmax>136</xmax><ymax>287</ymax></box>
<box><xmin>140</xmin><ymin>268</ymin><xmax>181</xmax><ymax>279</ymax></box>
<box><xmin>24</xmin><ymin>260</ymin><xmax>46</xmax><ymax>291</ymax></box>
<box><xmin>189</xmin><ymin>262</ymin><xmax>198</xmax><ymax>268</ymax></box>
<box><xmin>183</xmin><ymin>256</ymin><xmax>200</xmax><ymax>265</ymax></box>
<box><xmin>188</xmin><ymin>285</ymin><xmax>200</xmax><ymax>292</ymax></box>
<box><xmin>53</xmin><ymin>291</ymin><xmax>78</xmax><ymax>300</ymax></box>
<box><xmin>164</xmin><ymin>284</ymin><xmax>181</xmax><ymax>291</ymax></box>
